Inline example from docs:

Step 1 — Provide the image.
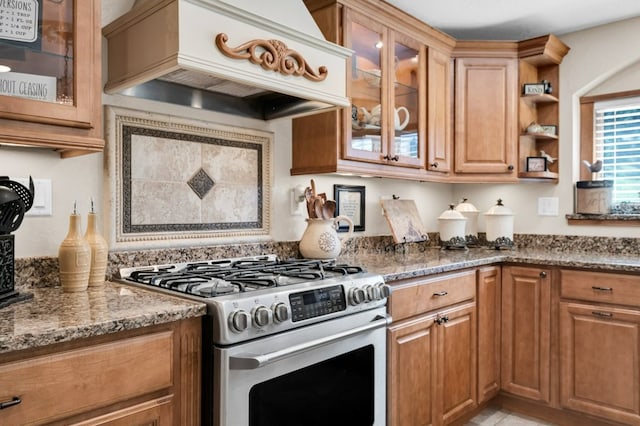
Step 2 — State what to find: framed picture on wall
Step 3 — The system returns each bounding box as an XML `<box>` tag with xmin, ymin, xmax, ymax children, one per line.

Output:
<box><xmin>333</xmin><ymin>184</ymin><xmax>365</xmax><ymax>232</ymax></box>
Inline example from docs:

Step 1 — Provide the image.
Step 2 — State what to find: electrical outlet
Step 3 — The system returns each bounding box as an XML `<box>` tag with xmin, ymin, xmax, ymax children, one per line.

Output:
<box><xmin>15</xmin><ymin>177</ymin><xmax>53</xmax><ymax>216</ymax></box>
<box><xmin>537</xmin><ymin>197</ymin><xmax>559</xmax><ymax>216</ymax></box>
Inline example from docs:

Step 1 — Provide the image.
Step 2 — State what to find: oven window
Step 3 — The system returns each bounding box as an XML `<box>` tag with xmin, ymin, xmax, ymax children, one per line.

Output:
<box><xmin>249</xmin><ymin>345</ymin><xmax>375</xmax><ymax>426</ymax></box>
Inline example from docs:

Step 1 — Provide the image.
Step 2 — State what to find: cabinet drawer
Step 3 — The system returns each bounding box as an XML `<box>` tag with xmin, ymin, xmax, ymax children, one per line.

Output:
<box><xmin>0</xmin><ymin>331</ymin><xmax>174</xmax><ymax>425</ymax></box>
<box><xmin>389</xmin><ymin>270</ymin><xmax>476</xmax><ymax>321</ymax></box>
<box><xmin>560</xmin><ymin>270</ymin><xmax>640</xmax><ymax>307</ymax></box>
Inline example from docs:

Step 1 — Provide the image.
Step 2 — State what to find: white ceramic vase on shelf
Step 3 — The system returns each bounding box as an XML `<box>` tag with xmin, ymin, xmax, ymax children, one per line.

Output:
<box><xmin>299</xmin><ymin>216</ymin><xmax>354</xmax><ymax>259</ymax></box>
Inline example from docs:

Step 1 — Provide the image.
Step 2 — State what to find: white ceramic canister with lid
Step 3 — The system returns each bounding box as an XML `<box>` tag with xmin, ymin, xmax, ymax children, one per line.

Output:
<box><xmin>437</xmin><ymin>204</ymin><xmax>467</xmax><ymax>246</ymax></box>
<box><xmin>484</xmin><ymin>199</ymin><xmax>514</xmax><ymax>247</ymax></box>
<box><xmin>455</xmin><ymin>198</ymin><xmax>479</xmax><ymax>239</ymax></box>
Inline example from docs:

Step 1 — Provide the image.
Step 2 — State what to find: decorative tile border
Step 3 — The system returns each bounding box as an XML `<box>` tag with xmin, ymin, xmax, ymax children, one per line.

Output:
<box><xmin>104</xmin><ymin>106</ymin><xmax>273</xmax><ymax>250</ymax></box>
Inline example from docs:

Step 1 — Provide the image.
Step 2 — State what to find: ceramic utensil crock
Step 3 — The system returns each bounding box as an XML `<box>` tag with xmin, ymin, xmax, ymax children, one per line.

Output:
<box><xmin>299</xmin><ymin>216</ymin><xmax>354</xmax><ymax>259</ymax></box>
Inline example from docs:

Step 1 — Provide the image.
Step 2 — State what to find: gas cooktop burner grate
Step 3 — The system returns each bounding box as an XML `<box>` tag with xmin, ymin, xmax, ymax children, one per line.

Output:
<box><xmin>119</xmin><ymin>257</ymin><xmax>368</xmax><ymax>298</ymax></box>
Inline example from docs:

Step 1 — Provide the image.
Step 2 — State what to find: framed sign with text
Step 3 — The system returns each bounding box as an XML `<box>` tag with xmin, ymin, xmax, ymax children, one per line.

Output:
<box><xmin>333</xmin><ymin>184</ymin><xmax>365</xmax><ymax>232</ymax></box>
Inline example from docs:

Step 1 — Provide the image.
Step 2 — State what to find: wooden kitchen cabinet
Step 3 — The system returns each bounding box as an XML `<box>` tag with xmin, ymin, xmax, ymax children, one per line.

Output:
<box><xmin>477</xmin><ymin>266</ymin><xmax>501</xmax><ymax>404</ymax></box>
<box><xmin>452</xmin><ymin>44</ymin><xmax>519</xmax><ymax>180</ymax></box>
<box><xmin>501</xmin><ymin>265</ymin><xmax>551</xmax><ymax>403</ymax></box>
<box><xmin>292</xmin><ymin>0</ymin><xmax>456</xmax><ymax>181</ymax></box>
<box><xmin>558</xmin><ymin>270</ymin><xmax>640</xmax><ymax>425</ymax></box>
<box><xmin>0</xmin><ymin>317</ymin><xmax>201</xmax><ymax>426</ymax></box>
<box><xmin>387</xmin><ymin>270</ymin><xmax>477</xmax><ymax>425</ymax></box>
<box><xmin>517</xmin><ymin>35</ymin><xmax>570</xmax><ymax>181</ymax></box>
<box><xmin>0</xmin><ymin>0</ymin><xmax>103</xmax><ymax>158</ymax></box>
<box><xmin>427</xmin><ymin>48</ymin><xmax>453</xmax><ymax>173</ymax></box>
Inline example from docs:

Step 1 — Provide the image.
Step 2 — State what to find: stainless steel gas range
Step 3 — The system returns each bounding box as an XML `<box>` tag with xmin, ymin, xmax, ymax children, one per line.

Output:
<box><xmin>117</xmin><ymin>255</ymin><xmax>391</xmax><ymax>426</ymax></box>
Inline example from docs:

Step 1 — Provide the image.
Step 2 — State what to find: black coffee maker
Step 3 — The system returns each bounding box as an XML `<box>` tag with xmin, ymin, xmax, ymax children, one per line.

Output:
<box><xmin>0</xmin><ymin>176</ymin><xmax>35</xmax><ymax>308</ymax></box>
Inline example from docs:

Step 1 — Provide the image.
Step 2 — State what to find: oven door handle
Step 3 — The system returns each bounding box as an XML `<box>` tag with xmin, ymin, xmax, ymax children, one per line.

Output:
<box><xmin>228</xmin><ymin>314</ymin><xmax>391</xmax><ymax>370</ymax></box>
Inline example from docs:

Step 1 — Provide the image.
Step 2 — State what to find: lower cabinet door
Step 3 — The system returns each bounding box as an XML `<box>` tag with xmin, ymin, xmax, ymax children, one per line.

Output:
<box><xmin>501</xmin><ymin>266</ymin><xmax>551</xmax><ymax>403</ymax></box>
<box><xmin>559</xmin><ymin>302</ymin><xmax>640</xmax><ymax>425</ymax></box>
<box><xmin>439</xmin><ymin>303</ymin><xmax>477</xmax><ymax>425</ymax></box>
<box><xmin>388</xmin><ymin>313</ymin><xmax>438</xmax><ymax>426</ymax></box>
<box><xmin>387</xmin><ymin>302</ymin><xmax>477</xmax><ymax>426</ymax></box>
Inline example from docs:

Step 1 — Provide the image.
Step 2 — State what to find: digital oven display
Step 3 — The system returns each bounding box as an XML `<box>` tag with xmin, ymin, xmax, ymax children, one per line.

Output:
<box><xmin>289</xmin><ymin>285</ymin><xmax>346</xmax><ymax>322</ymax></box>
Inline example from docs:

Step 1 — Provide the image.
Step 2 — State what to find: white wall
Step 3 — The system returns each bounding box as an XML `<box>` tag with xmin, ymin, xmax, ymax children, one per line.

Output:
<box><xmin>3</xmin><ymin>6</ymin><xmax>640</xmax><ymax>258</ymax></box>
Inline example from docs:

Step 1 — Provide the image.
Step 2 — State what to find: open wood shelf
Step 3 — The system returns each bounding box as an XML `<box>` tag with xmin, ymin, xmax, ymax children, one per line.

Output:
<box><xmin>521</xmin><ymin>93</ymin><xmax>559</xmax><ymax>104</ymax></box>
<box><xmin>520</xmin><ymin>133</ymin><xmax>558</xmax><ymax>140</ymax></box>
<box><xmin>518</xmin><ymin>170</ymin><xmax>559</xmax><ymax>180</ymax></box>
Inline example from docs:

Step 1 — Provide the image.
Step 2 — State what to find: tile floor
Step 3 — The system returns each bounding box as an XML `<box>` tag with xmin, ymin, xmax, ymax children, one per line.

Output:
<box><xmin>466</xmin><ymin>407</ymin><xmax>557</xmax><ymax>425</ymax></box>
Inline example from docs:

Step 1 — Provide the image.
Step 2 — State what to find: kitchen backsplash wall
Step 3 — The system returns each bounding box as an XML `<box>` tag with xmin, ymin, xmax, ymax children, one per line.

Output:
<box><xmin>14</xmin><ymin>234</ymin><xmax>640</xmax><ymax>291</ymax></box>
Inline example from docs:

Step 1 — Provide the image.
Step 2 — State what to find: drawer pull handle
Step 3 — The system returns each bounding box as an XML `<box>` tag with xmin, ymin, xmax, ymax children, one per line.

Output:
<box><xmin>433</xmin><ymin>291</ymin><xmax>448</xmax><ymax>297</ymax></box>
<box><xmin>0</xmin><ymin>396</ymin><xmax>21</xmax><ymax>410</ymax></box>
<box><xmin>592</xmin><ymin>286</ymin><xmax>613</xmax><ymax>292</ymax></box>
<box><xmin>592</xmin><ymin>311</ymin><xmax>613</xmax><ymax>318</ymax></box>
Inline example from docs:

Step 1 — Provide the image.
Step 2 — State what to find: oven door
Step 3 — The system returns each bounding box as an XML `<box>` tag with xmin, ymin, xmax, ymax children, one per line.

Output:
<box><xmin>213</xmin><ymin>307</ymin><xmax>389</xmax><ymax>426</ymax></box>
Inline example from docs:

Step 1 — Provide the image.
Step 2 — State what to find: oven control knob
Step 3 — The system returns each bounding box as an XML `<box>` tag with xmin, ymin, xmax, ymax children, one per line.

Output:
<box><xmin>348</xmin><ymin>287</ymin><xmax>366</xmax><ymax>305</ymax></box>
<box><xmin>252</xmin><ymin>305</ymin><xmax>272</xmax><ymax>328</ymax></box>
<box><xmin>229</xmin><ymin>310</ymin><xmax>251</xmax><ymax>333</ymax></box>
<box><xmin>376</xmin><ymin>283</ymin><xmax>392</xmax><ymax>299</ymax></box>
<box><xmin>364</xmin><ymin>285</ymin><xmax>380</xmax><ymax>301</ymax></box>
<box><xmin>272</xmin><ymin>302</ymin><xmax>290</xmax><ymax>323</ymax></box>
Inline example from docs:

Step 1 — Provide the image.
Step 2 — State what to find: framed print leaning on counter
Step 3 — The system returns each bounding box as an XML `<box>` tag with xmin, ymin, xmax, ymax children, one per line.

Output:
<box><xmin>334</xmin><ymin>184</ymin><xmax>365</xmax><ymax>232</ymax></box>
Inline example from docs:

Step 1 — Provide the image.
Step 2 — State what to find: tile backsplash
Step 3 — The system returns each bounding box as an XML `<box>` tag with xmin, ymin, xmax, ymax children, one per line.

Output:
<box><xmin>14</xmin><ymin>233</ymin><xmax>640</xmax><ymax>291</ymax></box>
<box><xmin>104</xmin><ymin>106</ymin><xmax>272</xmax><ymax>250</ymax></box>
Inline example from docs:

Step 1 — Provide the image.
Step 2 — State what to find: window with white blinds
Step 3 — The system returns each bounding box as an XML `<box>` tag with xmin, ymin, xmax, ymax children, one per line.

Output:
<box><xmin>594</xmin><ymin>96</ymin><xmax>640</xmax><ymax>203</ymax></box>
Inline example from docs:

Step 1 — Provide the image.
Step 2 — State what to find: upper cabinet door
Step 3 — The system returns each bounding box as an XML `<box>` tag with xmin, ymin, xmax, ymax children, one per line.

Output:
<box><xmin>427</xmin><ymin>48</ymin><xmax>452</xmax><ymax>173</ymax></box>
<box><xmin>346</xmin><ymin>10</ymin><xmax>425</xmax><ymax>168</ymax></box>
<box><xmin>0</xmin><ymin>0</ymin><xmax>103</xmax><ymax>157</ymax></box>
<box><xmin>454</xmin><ymin>57</ymin><xmax>518</xmax><ymax>175</ymax></box>
<box><xmin>389</xmin><ymin>30</ymin><xmax>425</xmax><ymax>168</ymax></box>
<box><xmin>347</xmin><ymin>12</ymin><xmax>386</xmax><ymax>163</ymax></box>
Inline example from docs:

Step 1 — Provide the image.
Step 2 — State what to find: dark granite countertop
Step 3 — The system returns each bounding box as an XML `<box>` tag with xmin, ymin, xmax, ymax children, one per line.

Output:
<box><xmin>0</xmin><ymin>281</ymin><xmax>207</xmax><ymax>355</ymax></box>
<box><xmin>2</xmin><ymin>247</ymin><xmax>639</xmax><ymax>355</ymax></box>
<box><xmin>338</xmin><ymin>247</ymin><xmax>640</xmax><ymax>282</ymax></box>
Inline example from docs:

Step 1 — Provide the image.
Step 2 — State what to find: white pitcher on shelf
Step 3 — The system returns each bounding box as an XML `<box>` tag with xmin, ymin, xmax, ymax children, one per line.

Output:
<box><xmin>359</xmin><ymin>105</ymin><xmax>410</xmax><ymax>131</ymax></box>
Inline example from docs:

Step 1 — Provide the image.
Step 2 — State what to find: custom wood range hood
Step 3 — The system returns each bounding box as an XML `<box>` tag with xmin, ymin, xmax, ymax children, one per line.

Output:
<box><xmin>103</xmin><ymin>0</ymin><xmax>351</xmax><ymax>120</ymax></box>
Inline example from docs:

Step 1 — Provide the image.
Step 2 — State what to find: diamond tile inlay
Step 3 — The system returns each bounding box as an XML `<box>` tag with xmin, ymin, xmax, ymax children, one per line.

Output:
<box><xmin>188</xmin><ymin>168</ymin><xmax>215</xmax><ymax>199</ymax></box>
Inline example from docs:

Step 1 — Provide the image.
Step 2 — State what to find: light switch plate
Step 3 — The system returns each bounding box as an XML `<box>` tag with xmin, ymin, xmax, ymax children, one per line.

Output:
<box><xmin>14</xmin><ymin>177</ymin><xmax>53</xmax><ymax>216</ymax></box>
<box><xmin>537</xmin><ymin>197</ymin><xmax>559</xmax><ymax>216</ymax></box>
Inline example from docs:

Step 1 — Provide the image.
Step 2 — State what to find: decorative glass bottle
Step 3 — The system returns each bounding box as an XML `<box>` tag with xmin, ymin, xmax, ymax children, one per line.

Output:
<box><xmin>84</xmin><ymin>199</ymin><xmax>108</xmax><ymax>287</ymax></box>
<box><xmin>58</xmin><ymin>202</ymin><xmax>90</xmax><ymax>292</ymax></box>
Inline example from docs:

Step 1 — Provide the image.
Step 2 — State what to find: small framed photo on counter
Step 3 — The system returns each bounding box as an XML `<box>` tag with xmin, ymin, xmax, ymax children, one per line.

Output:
<box><xmin>523</xmin><ymin>83</ymin><xmax>546</xmax><ymax>95</ymax></box>
<box><xmin>334</xmin><ymin>184</ymin><xmax>365</xmax><ymax>232</ymax></box>
<box><xmin>526</xmin><ymin>156</ymin><xmax>548</xmax><ymax>172</ymax></box>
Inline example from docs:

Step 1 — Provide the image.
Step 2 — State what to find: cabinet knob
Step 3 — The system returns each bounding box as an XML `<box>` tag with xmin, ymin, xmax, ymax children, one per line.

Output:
<box><xmin>430</xmin><ymin>162</ymin><xmax>439</xmax><ymax>168</ymax></box>
<box><xmin>507</xmin><ymin>165</ymin><xmax>514</xmax><ymax>171</ymax></box>
<box><xmin>539</xmin><ymin>271</ymin><xmax>547</xmax><ymax>278</ymax></box>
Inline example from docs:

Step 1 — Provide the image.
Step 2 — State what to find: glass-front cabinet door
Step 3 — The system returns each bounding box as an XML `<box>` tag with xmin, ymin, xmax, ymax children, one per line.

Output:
<box><xmin>347</xmin><ymin>13</ymin><xmax>385</xmax><ymax>163</ymax></box>
<box><xmin>389</xmin><ymin>31</ymin><xmax>423</xmax><ymax>167</ymax></box>
<box><xmin>345</xmin><ymin>10</ymin><xmax>424</xmax><ymax>168</ymax></box>
<box><xmin>0</xmin><ymin>0</ymin><xmax>102</xmax><ymax>157</ymax></box>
